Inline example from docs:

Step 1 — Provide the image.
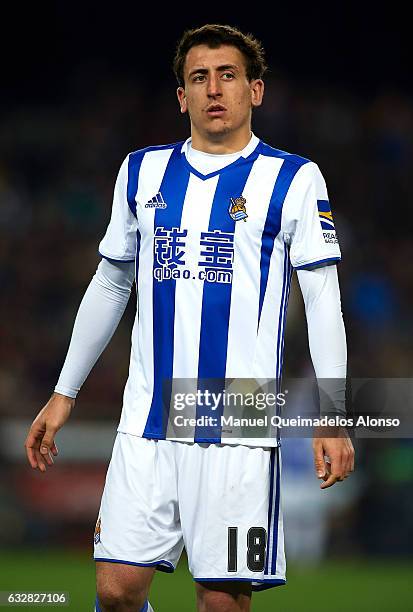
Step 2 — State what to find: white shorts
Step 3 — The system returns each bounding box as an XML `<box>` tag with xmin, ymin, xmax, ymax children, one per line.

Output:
<box><xmin>94</xmin><ymin>433</ymin><xmax>285</xmax><ymax>591</ymax></box>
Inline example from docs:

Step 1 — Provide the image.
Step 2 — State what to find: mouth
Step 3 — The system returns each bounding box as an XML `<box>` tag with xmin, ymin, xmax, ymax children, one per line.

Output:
<box><xmin>206</xmin><ymin>104</ymin><xmax>226</xmax><ymax>117</ymax></box>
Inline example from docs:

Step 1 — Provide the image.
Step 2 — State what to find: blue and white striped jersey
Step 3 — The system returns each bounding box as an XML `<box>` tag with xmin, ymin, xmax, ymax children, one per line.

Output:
<box><xmin>99</xmin><ymin>134</ymin><xmax>341</xmax><ymax>446</ymax></box>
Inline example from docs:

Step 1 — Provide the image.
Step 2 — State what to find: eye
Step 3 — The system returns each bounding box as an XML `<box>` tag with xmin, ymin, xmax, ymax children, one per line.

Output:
<box><xmin>222</xmin><ymin>72</ymin><xmax>235</xmax><ymax>79</ymax></box>
<box><xmin>193</xmin><ymin>74</ymin><xmax>206</xmax><ymax>82</ymax></box>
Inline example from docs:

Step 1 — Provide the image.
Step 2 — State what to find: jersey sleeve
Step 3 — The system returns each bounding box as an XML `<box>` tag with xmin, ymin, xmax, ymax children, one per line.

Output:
<box><xmin>281</xmin><ymin>161</ymin><xmax>341</xmax><ymax>269</ymax></box>
<box><xmin>98</xmin><ymin>155</ymin><xmax>138</xmax><ymax>262</ymax></box>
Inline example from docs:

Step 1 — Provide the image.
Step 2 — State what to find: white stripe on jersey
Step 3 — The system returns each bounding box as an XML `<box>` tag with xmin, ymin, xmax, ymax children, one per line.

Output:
<box><xmin>225</xmin><ymin>155</ymin><xmax>284</xmax><ymax>378</ymax></box>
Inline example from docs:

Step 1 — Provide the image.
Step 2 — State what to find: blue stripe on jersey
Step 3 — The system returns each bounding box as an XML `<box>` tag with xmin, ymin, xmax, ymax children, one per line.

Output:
<box><xmin>195</xmin><ymin>157</ymin><xmax>257</xmax><ymax>443</ymax></box>
<box><xmin>95</xmin><ymin>595</ymin><xmax>102</xmax><ymax>612</ymax></box>
<box><xmin>271</xmin><ymin>446</ymin><xmax>281</xmax><ymax>575</ymax></box>
<box><xmin>264</xmin><ymin>447</ymin><xmax>276</xmax><ymax>574</ymax></box>
<box><xmin>135</xmin><ymin>228</ymin><xmax>141</xmax><ymax>302</ymax></box>
<box><xmin>258</xmin><ymin>158</ymin><xmax>308</xmax><ymax>325</ymax></box>
<box><xmin>143</xmin><ymin>146</ymin><xmax>190</xmax><ymax>439</ymax></box>
<box><xmin>276</xmin><ymin>245</ymin><xmax>288</xmax><ymax>383</ymax></box>
<box><xmin>280</xmin><ymin>256</ymin><xmax>293</xmax><ymax>378</ymax></box>
<box><xmin>126</xmin><ymin>151</ymin><xmax>146</xmax><ymax>217</ymax></box>
<box><xmin>272</xmin><ymin>244</ymin><xmax>289</xmax><ymax>447</ymax></box>
<box><xmin>257</xmin><ymin>141</ymin><xmax>311</xmax><ymax>166</ymax></box>
<box><xmin>274</xmin><ymin>247</ymin><xmax>293</xmax><ymax>445</ymax></box>
<box><xmin>277</xmin><ymin>244</ymin><xmax>292</xmax><ymax>382</ymax></box>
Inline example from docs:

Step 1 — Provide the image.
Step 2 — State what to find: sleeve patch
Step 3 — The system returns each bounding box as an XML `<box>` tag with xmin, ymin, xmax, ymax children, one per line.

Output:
<box><xmin>317</xmin><ymin>199</ymin><xmax>335</xmax><ymax>230</ymax></box>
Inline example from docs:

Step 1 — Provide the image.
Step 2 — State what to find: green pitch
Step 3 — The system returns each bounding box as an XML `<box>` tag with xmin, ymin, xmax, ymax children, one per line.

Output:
<box><xmin>0</xmin><ymin>550</ymin><xmax>411</xmax><ymax>611</ymax></box>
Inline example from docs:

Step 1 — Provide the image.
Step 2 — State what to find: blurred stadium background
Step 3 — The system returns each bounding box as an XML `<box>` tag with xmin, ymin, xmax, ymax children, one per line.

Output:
<box><xmin>0</xmin><ymin>3</ymin><xmax>412</xmax><ymax>610</ymax></box>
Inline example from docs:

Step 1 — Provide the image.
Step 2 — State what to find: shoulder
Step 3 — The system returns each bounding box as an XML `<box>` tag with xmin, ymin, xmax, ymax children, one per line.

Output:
<box><xmin>257</xmin><ymin>140</ymin><xmax>313</xmax><ymax>168</ymax></box>
<box><xmin>258</xmin><ymin>141</ymin><xmax>327</xmax><ymax>190</ymax></box>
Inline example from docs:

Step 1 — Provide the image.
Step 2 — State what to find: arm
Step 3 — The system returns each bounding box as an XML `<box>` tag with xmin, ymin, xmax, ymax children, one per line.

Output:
<box><xmin>25</xmin><ymin>258</ymin><xmax>135</xmax><ymax>472</ymax></box>
<box><xmin>297</xmin><ymin>264</ymin><xmax>355</xmax><ymax>489</ymax></box>
<box><xmin>55</xmin><ymin>258</ymin><xmax>135</xmax><ymax>397</ymax></box>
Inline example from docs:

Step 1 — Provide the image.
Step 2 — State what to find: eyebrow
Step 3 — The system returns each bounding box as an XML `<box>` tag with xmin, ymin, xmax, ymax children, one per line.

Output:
<box><xmin>188</xmin><ymin>64</ymin><xmax>239</xmax><ymax>78</ymax></box>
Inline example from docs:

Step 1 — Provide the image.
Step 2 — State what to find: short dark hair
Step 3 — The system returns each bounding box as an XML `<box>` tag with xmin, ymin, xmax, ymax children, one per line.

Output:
<box><xmin>173</xmin><ymin>24</ymin><xmax>267</xmax><ymax>87</ymax></box>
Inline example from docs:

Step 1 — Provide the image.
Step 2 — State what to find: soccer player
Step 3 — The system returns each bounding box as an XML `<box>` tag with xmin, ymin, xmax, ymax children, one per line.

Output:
<box><xmin>25</xmin><ymin>24</ymin><xmax>355</xmax><ymax>612</ymax></box>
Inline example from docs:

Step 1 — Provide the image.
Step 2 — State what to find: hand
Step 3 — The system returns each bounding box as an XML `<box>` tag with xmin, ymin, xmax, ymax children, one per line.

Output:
<box><xmin>312</xmin><ymin>426</ymin><xmax>355</xmax><ymax>489</ymax></box>
<box><xmin>24</xmin><ymin>393</ymin><xmax>75</xmax><ymax>473</ymax></box>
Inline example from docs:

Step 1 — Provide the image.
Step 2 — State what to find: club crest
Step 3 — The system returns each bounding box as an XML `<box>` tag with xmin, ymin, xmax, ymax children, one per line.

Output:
<box><xmin>229</xmin><ymin>196</ymin><xmax>248</xmax><ymax>222</ymax></box>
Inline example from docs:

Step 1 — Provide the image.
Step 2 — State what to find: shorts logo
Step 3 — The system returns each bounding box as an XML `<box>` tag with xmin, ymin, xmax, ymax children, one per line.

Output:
<box><xmin>94</xmin><ymin>517</ymin><xmax>101</xmax><ymax>544</ymax></box>
<box><xmin>229</xmin><ymin>196</ymin><xmax>248</xmax><ymax>222</ymax></box>
<box><xmin>317</xmin><ymin>200</ymin><xmax>335</xmax><ymax>230</ymax></box>
<box><xmin>145</xmin><ymin>192</ymin><xmax>167</xmax><ymax>208</ymax></box>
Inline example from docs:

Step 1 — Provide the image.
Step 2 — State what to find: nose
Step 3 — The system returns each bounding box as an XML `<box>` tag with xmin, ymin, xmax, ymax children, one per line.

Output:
<box><xmin>207</xmin><ymin>74</ymin><xmax>222</xmax><ymax>98</ymax></box>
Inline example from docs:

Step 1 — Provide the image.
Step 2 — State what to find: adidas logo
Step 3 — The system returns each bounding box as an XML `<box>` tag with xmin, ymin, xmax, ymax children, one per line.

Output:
<box><xmin>145</xmin><ymin>192</ymin><xmax>167</xmax><ymax>209</ymax></box>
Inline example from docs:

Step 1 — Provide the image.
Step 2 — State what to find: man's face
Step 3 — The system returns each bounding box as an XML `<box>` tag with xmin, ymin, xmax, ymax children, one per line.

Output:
<box><xmin>177</xmin><ymin>44</ymin><xmax>264</xmax><ymax>141</ymax></box>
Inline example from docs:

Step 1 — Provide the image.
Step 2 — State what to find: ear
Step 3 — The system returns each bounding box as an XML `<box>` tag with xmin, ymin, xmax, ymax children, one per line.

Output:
<box><xmin>177</xmin><ymin>87</ymin><xmax>187</xmax><ymax>114</ymax></box>
<box><xmin>250</xmin><ymin>79</ymin><xmax>264</xmax><ymax>108</ymax></box>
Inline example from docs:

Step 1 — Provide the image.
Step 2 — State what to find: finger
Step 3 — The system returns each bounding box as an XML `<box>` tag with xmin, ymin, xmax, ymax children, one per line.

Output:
<box><xmin>40</xmin><ymin>427</ymin><xmax>57</xmax><ymax>457</ymax></box>
<box><xmin>344</xmin><ymin>441</ymin><xmax>354</xmax><ymax>477</ymax></box>
<box><xmin>330</xmin><ymin>453</ymin><xmax>345</xmax><ymax>480</ymax></box>
<box><xmin>313</xmin><ymin>442</ymin><xmax>327</xmax><ymax>478</ymax></box>
<box><xmin>350</xmin><ymin>451</ymin><xmax>355</xmax><ymax>473</ymax></box>
<box><xmin>348</xmin><ymin>440</ymin><xmax>355</xmax><ymax>473</ymax></box>
<box><xmin>322</xmin><ymin>461</ymin><xmax>344</xmax><ymax>486</ymax></box>
<box><xmin>34</xmin><ymin>448</ymin><xmax>47</xmax><ymax>473</ymax></box>
<box><xmin>345</xmin><ymin>452</ymin><xmax>353</xmax><ymax>477</ymax></box>
<box><xmin>321</xmin><ymin>460</ymin><xmax>331</xmax><ymax>481</ymax></box>
<box><xmin>26</xmin><ymin>444</ymin><xmax>38</xmax><ymax>469</ymax></box>
<box><xmin>43</xmin><ymin>449</ymin><xmax>54</xmax><ymax>467</ymax></box>
<box><xmin>340</xmin><ymin>451</ymin><xmax>349</xmax><ymax>478</ymax></box>
<box><xmin>51</xmin><ymin>442</ymin><xmax>59</xmax><ymax>456</ymax></box>
<box><xmin>25</xmin><ymin>430</ymin><xmax>42</xmax><ymax>468</ymax></box>
<box><xmin>320</xmin><ymin>473</ymin><xmax>340</xmax><ymax>489</ymax></box>
<box><xmin>321</xmin><ymin>457</ymin><xmax>344</xmax><ymax>488</ymax></box>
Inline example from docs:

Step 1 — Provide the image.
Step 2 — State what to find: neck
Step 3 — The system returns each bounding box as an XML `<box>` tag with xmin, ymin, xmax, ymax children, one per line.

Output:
<box><xmin>190</xmin><ymin>126</ymin><xmax>253</xmax><ymax>154</ymax></box>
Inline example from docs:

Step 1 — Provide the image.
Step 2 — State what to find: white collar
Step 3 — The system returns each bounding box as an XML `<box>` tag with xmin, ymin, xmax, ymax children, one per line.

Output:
<box><xmin>181</xmin><ymin>133</ymin><xmax>260</xmax><ymax>159</ymax></box>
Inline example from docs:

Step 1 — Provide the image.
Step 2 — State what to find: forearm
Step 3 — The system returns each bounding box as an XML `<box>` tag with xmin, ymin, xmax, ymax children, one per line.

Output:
<box><xmin>297</xmin><ymin>264</ymin><xmax>347</xmax><ymax>416</ymax></box>
<box><xmin>54</xmin><ymin>259</ymin><xmax>135</xmax><ymax>398</ymax></box>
